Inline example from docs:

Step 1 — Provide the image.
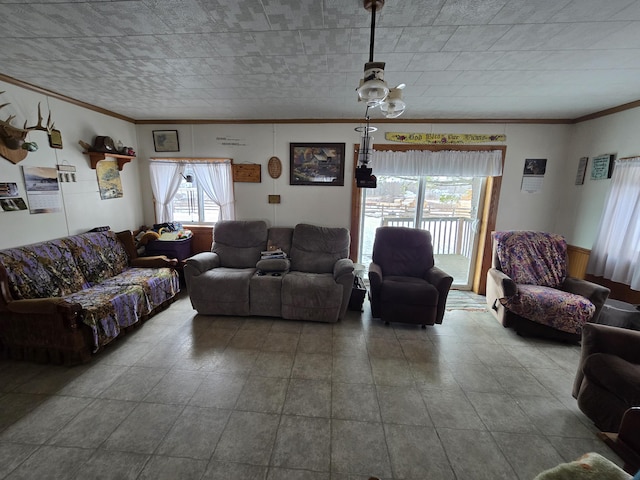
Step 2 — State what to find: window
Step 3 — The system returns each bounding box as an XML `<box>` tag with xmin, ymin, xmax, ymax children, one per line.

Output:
<box><xmin>172</xmin><ymin>168</ymin><xmax>220</xmax><ymax>224</ymax></box>
<box><xmin>149</xmin><ymin>159</ymin><xmax>234</xmax><ymax>224</ymax></box>
<box><xmin>360</xmin><ymin>175</ymin><xmax>485</xmax><ymax>288</ymax></box>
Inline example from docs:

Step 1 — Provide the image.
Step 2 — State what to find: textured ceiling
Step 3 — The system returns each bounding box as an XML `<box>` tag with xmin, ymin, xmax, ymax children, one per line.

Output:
<box><xmin>2</xmin><ymin>0</ymin><xmax>640</xmax><ymax>121</ymax></box>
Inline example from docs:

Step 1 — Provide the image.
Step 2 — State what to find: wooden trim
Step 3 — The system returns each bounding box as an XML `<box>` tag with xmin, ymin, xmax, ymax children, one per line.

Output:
<box><xmin>567</xmin><ymin>244</ymin><xmax>591</xmax><ymax>280</ymax></box>
<box><xmin>572</xmin><ymin>99</ymin><xmax>640</xmax><ymax>124</ymax></box>
<box><xmin>473</xmin><ymin>175</ymin><xmax>502</xmax><ymax>294</ymax></box>
<box><xmin>349</xmin><ymin>144</ymin><xmax>506</xmax><ymax>294</ymax></box>
<box><xmin>0</xmin><ymin>73</ymin><xmax>136</xmax><ymax>123</ymax></box>
<box><xmin>135</xmin><ymin>118</ymin><xmax>572</xmax><ymax>125</ymax></box>
<box><xmin>4</xmin><ymin>71</ymin><xmax>640</xmax><ymax>126</ymax></box>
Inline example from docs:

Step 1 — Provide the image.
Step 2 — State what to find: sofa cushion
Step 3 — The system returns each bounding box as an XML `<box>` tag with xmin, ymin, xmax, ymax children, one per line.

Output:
<box><xmin>381</xmin><ymin>276</ymin><xmax>439</xmax><ymax>306</ymax></box>
<box><xmin>267</xmin><ymin>227</ymin><xmax>294</xmax><ymax>256</ymax></box>
<box><xmin>213</xmin><ymin>221</ymin><xmax>267</xmax><ymax>269</ymax></box>
<box><xmin>63</xmin><ymin>284</ymin><xmax>148</xmax><ymax>350</ymax></box>
<box><xmin>0</xmin><ymin>239</ymin><xmax>87</xmax><ymax>299</ymax></box>
<box><xmin>289</xmin><ymin>224</ymin><xmax>349</xmax><ymax>274</ymax></box>
<box><xmin>281</xmin><ymin>271</ymin><xmax>342</xmax><ymax>322</ymax></box>
<box><xmin>63</xmin><ymin>231</ymin><xmax>129</xmax><ymax>285</ymax></box>
<box><xmin>583</xmin><ymin>353</ymin><xmax>640</xmax><ymax>405</ymax></box>
<box><xmin>188</xmin><ymin>267</ymin><xmax>254</xmax><ymax>316</ymax></box>
<box><xmin>98</xmin><ymin>267</ymin><xmax>180</xmax><ymax>311</ymax></box>
<box><xmin>500</xmin><ymin>284</ymin><xmax>595</xmax><ymax>334</ymax></box>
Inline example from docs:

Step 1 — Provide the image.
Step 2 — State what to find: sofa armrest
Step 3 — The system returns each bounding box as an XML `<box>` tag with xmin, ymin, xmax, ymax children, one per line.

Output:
<box><xmin>425</xmin><ymin>266</ymin><xmax>453</xmax><ymax>290</ymax></box>
<box><xmin>562</xmin><ymin>277</ymin><xmax>610</xmax><ymax>321</ymax></box>
<box><xmin>425</xmin><ymin>266</ymin><xmax>454</xmax><ymax>324</ymax></box>
<box><xmin>368</xmin><ymin>262</ymin><xmax>382</xmax><ymax>290</ymax></box>
<box><xmin>487</xmin><ymin>268</ymin><xmax>518</xmax><ymax>298</ymax></box>
<box><xmin>130</xmin><ymin>256</ymin><xmax>178</xmax><ymax>268</ymax></box>
<box><xmin>7</xmin><ymin>297</ymin><xmax>82</xmax><ymax>316</ymax></box>
<box><xmin>115</xmin><ymin>230</ymin><xmax>139</xmax><ymax>260</ymax></box>
<box><xmin>185</xmin><ymin>252</ymin><xmax>220</xmax><ymax>274</ymax></box>
<box><xmin>573</xmin><ymin>323</ymin><xmax>640</xmax><ymax>398</ymax></box>
<box><xmin>333</xmin><ymin>258</ymin><xmax>354</xmax><ymax>280</ymax></box>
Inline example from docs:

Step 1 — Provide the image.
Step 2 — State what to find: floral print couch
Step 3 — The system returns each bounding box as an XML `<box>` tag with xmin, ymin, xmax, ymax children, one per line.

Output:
<box><xmin>0</xmin><ymin>230</ymin><xmax>180</xmax><ymax>364</ymax></box>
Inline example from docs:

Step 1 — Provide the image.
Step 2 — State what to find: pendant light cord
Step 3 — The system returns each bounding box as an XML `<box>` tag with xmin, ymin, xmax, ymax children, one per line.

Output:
<box><xmin>368</xmin><ymin>1</ymin><xmax>376</xmax><ymax>63</ymax></box>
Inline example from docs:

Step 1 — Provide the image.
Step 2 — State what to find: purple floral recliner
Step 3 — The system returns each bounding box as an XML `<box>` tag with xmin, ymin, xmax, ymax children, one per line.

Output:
<box><xmin>486</xmin><ymin>231</ymin><xmax>610</xmax><ymax>342</ymax></box>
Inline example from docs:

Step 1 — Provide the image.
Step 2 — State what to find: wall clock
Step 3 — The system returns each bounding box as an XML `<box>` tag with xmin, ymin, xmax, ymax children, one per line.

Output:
<box><xmin>268</xmin><ymin>156</ymin><xmax>282</xmax><ymax>179</ymax></box>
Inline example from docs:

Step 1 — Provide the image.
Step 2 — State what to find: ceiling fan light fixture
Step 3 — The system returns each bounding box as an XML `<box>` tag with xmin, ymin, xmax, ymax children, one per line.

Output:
<box><xmin>357</xmin><ymin>61</ymin><xmax>389</xmax><ymax>106</ymax></box>
<box><xmin>380</xmin><ymin>87</ymin><xmax>406</xmax><ymax>118</ymax></box>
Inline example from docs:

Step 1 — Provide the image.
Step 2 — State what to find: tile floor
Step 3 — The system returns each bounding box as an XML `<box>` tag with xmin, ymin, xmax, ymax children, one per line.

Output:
<box><xmin>0</xmin><ymin>290</ymin><xmax>624</xmax><ymax>480</ymax></box>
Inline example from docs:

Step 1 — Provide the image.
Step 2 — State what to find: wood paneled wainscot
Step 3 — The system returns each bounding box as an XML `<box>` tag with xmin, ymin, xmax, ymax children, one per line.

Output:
<box><xmin>567</xmin><ymin>244</ymin><xmax>591</xmax><ymax>280</ymax></box>
<box><xmin>187</xmin><ymin>225</ymin><xmax>214</xmax><ymax>255</ymax></box>
<box><xmin>567</xmin><ymin>244</ymin><xmax>640</xmax><ymax>304</ymax></box>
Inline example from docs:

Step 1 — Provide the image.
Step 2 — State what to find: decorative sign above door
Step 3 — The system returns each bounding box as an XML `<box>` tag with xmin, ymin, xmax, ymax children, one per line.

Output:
<box><xmin>385</xmin><ymin>133</ymin><xmax>506</xmax><ymax>144</ymax></box>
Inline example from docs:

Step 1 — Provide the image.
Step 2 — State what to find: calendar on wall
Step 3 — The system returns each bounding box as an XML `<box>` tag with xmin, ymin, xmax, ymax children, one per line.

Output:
<box><xmin>22</xmin><ymin>166</ymin><xmax>62</xmax><ymax>214</ymax></box>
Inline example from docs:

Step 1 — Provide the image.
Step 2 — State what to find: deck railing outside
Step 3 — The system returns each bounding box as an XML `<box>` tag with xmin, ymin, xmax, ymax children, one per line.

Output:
<box><xmin>381</xmin><ymin>216</ymin><xmax>474</xmax><ymax>257</ymax></box>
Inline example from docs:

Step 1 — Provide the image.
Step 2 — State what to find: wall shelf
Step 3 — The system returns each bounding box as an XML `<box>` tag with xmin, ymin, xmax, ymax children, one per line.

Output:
<box><xmin>84</xmin><ymin>152</ymin><xmax>135</xmax><ymax>170</ymax></box>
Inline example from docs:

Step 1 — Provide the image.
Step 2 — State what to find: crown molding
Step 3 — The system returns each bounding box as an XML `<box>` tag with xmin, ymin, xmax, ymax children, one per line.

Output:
<box><xmin>3</xmin><ymin>72</ymin><xmax>640</xmax><ymax>126</ymax></box>
<box><xmin>0</xmin><ymin>73</ymin><xmax>136</xmax><ymax>124</ymax></box>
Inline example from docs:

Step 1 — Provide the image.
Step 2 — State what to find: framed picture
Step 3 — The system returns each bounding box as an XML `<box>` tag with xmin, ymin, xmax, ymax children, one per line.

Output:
<box><xmin>290</xmin><ymin>143</ymin><xmax>345</xmax><ymax>186</ymax></box>
<box><xmin>575</xmin><ymin>157</ymin><xmax>588</xmax><ymax>185</ymax></box>
<box><xmin>48</xmin><ymin>129</ymin><xmax>63</xmax><ymax>149</ymax></box>
<box><xmin>591</xmin><ymin>154</ymin><xmax>615</xmax><ymax>180</ymax></box>
<box><xmin>152</xmin><ymin>130</ymin><xmax>180</xmax><ymax>152</ymax></box>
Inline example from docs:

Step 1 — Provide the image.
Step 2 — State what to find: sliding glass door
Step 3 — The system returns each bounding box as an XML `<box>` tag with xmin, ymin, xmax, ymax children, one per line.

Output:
<box><xmin>359</xmin><ymin>175</ymin><xmax>486</xmax><ymax>289</ymax></box>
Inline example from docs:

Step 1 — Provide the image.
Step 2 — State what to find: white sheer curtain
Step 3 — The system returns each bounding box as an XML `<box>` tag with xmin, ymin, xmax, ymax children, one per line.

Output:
<box><xmin>191</xmin><ymin>161</ymin><xmax>235</xmax><ymax>220</ymax></box>
<box><xmin>587</xmin><ymin>157</ymin><xmax>640</xmax><ymax>290</ymax></box>
<box><xmin>149</xmin><ymin>162</ymin><xmax>184</xmax><ymax>223</ymax></box>
<box><xmin>372</xmin><ymin>149</ymin><xmax>503</xmax><ymax>176</ymax></box>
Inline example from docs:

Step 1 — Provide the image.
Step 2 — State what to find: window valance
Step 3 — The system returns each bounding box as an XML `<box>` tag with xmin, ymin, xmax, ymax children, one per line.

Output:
<box><xmin>372</xmin><ymin>149</ymin><xmax>503</xmax><ymax>177</ymax></box>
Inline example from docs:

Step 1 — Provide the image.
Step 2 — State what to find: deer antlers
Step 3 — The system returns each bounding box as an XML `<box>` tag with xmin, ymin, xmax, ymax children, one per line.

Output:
<box><xmin>0</xmin><ymin>91</ymin><xmax>55</xmax><ymax>152</ymax></box>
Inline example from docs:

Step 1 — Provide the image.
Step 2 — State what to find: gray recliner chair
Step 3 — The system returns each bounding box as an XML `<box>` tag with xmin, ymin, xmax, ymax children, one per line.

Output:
<box><xmin>368</xmin><ymin>226</ymin><xmax>453</xmax><ymax>327</ymax></box>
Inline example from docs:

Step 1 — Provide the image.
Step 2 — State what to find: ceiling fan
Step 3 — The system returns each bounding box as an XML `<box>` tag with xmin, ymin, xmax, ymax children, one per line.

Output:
<box><xmin>355</xmin><ymin>0</ymin><xmax>406</xmax><ymax>118</ymax></box>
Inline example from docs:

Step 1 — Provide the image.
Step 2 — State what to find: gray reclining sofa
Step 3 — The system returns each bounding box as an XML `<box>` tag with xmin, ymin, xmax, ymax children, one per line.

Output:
<box><xmin>184</xmin><ymin>221</ymin><xmax>354</xmax><ymax>323</ymax></box>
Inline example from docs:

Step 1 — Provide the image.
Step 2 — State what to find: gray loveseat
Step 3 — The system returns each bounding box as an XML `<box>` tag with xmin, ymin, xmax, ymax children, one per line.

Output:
<box><xmin>184</xmin><ymin>221</ymin><xmax>354</xmax><ymax>323</ymax></box>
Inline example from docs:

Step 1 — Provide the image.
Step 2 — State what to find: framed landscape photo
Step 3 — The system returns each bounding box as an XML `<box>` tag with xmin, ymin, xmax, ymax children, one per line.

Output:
<box><xmin>153</xmin><ymin>130</ymin><xmax>180</xmax><ymax>152</ymax></box>
<box><xmin>290</xmin><ymin>143</ymin><xmax>345</xmax><ymax>186</ymax></box>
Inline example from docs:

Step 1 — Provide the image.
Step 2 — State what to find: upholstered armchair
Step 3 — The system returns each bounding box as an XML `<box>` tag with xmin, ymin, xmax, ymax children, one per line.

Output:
<box><xmin>573</xmin><ymin>323</ymin><xmax>640</xmax><ymax>434</ymax></box>
<box><xmin>368</xmin><ymin>227</ymin><xmax>453</xmax><ymax>327</ymax></box>
<box><xmin>486</xmin><ymin>231</ymin><xmax>610</xmax><ymax>342</ymax></box>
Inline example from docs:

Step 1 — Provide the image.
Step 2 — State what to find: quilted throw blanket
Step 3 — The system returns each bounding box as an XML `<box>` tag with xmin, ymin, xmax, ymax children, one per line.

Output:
<box><xmin>494</xmin><ymin>231</ymin><xmax>567</xmax><ymax>287</ymax></box>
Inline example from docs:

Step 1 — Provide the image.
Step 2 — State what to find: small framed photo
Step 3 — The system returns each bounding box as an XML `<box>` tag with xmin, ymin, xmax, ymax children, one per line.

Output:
<box><xmin>290</xmin><ymin>142</ymin><xmax>345</xmax><ymax>186</ymax></box>
<box><xmin>152</xmin><ymin>130</ymin><xmax>180</xmax><ymax>152</ymax></box>
<box><xmin>48</xmin><ymin>129</ymin><xmax>63</xmax><ymax>149</ymax></box>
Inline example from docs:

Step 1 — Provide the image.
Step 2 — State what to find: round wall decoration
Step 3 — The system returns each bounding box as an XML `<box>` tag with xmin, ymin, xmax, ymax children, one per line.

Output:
<box><xmin>268</xmin><ymin>156</ymin><xmax>282</xmax><ymax>179</ymax></box>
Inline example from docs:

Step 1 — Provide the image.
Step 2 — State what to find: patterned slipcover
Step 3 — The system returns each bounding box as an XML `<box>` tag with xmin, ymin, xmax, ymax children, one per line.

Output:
<box><xmin>0</xmin><ymin>239</ymin><xmax>87</xmax><ymax>299</ymax></box>
<box><xmin>494</xmin><ymin>231</ymin><xmax>596</xmax><ymax>334</ymax></box>
<box><xmin>0</xmin><ymin>231</ymin><xmax>179</xmax><ymax>351</ymax></box>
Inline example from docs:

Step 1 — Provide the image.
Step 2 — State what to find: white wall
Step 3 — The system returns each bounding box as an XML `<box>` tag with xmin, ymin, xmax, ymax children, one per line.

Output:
<box><xmin>0</xmin><ymin>78</ymin><xmax>586</xmax><ymax>251</ymax></box>
<box><xmin>497</xmin><ymin>123</ymin><xmax>572</xmax><ymax>233</ymax></box>
<box><xmin>136</xmin><ymin>121</ymin><xmax>572</xmax><ymax>233</ymax></box>
<box><xmin>557</xmin><ymin>107</ymin><xmax>640</xmax><ymax>249</ymax></box>
<box><xmin>0</xmin><ymin>80</ymin><xmax>141</xmax><ymax>249</ymax></box>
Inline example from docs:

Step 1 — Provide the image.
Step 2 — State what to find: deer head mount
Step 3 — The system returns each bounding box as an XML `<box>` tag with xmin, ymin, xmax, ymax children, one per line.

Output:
<box><xmin>0</xmin><ymin>91</ymin><xmax>55</xmax><ymax>164</ymax></box>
